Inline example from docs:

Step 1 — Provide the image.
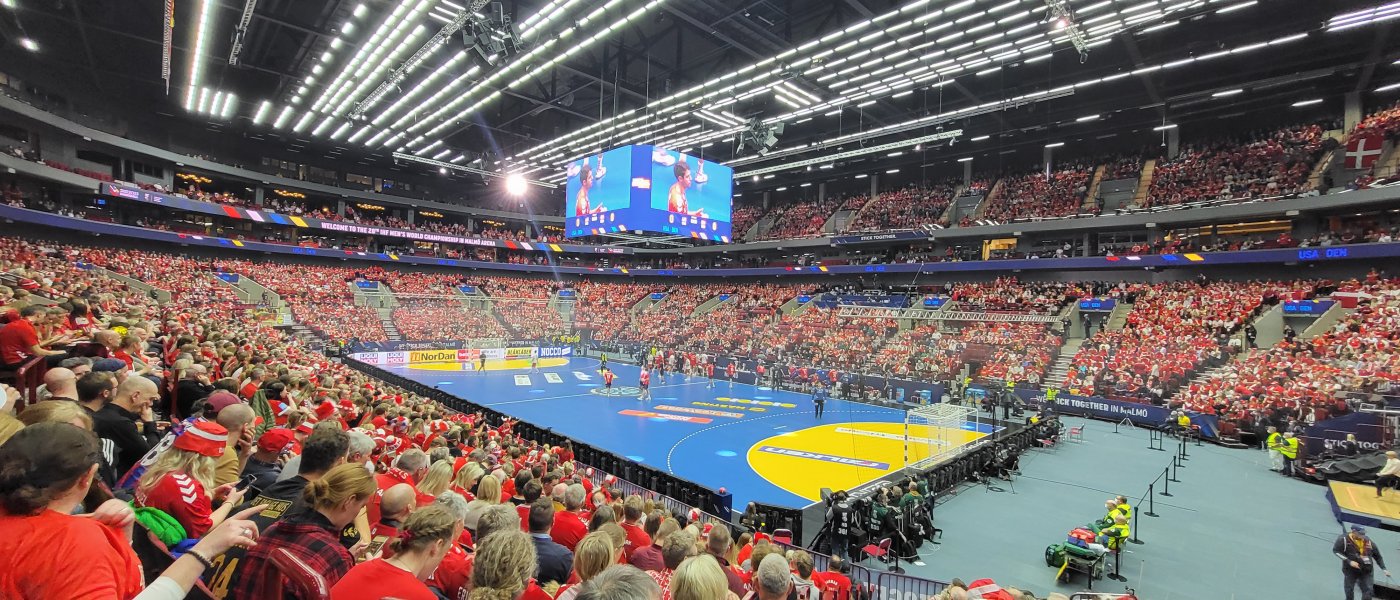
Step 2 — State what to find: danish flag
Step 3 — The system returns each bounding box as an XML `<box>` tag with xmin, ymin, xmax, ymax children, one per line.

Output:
<box><xmin>1346</xmin><ymin>134</ymin><xmax>1385</xmax><ymax>170</ymax></box>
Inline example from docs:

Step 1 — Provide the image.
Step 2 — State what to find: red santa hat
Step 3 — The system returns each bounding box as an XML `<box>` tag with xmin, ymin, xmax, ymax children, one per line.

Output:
<box><xmin>314</xmin><ymin>401</ymin><xmax>336</xmax><ymax>421</ymax></box>
<box><xmin>295</xmin><ymin>420</ymin><xmax>316</xmax><ymax>436</ymax></box>
<box><xmin>174</xmin><ymin>421</ymin><xmax>229</xmax><ymax>458</ymax></box>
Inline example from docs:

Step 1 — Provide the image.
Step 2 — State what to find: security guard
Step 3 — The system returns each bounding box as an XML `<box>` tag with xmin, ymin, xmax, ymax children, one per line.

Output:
<box><xmin>1114</xmin><ymin>495</ymin><xmax>1133</xmax><ymax>522</ymax></box>
<box><xmin>1266</xmin><ymin>426</ymin><xmax>1284</xmax><ymax>472</ymax></box>
<box><xmin>1279</xmin><ymin>432</ymin><xmax>1300</xmax><ymax>476</ymax></box>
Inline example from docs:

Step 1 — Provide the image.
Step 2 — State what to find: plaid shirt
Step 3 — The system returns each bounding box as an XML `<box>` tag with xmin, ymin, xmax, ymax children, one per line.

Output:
<box><xmin>226</xmin><ymin>510</ymin><xmax>353</xmax><ymax>600</ymax></box>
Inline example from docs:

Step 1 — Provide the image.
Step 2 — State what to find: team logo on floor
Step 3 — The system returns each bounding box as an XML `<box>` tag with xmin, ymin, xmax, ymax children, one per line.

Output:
<box><xmin>592</xmin><ymin>386</ymin><xmax>641</xmax><ymax>397</ymax></box>
<box><xmin>755</xmin><ymin>446</ymin><xmax>890</xmax><ymax>469</ymax></box>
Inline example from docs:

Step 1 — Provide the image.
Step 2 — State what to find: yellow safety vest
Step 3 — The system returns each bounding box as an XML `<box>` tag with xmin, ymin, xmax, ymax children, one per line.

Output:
<box><xmin>1279</xmin><ymin>438</ymin><xmax>1299</xmax><ymax>459</ymax></box>
<box><xmin>1266</xmin><ymin>432</ymin><xmax>1282</xmax><ymax>451</ymax></box>
<box><xmin>1116</xmin><ymin>502</ymin><xmax>1132</xmax><ymax>521</ymax></box>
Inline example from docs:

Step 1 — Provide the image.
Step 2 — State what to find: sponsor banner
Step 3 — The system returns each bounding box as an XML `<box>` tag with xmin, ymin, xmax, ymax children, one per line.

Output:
<box><xmin>831</xmin><ymin>231</ymin><xmax>929</xmax><ymax>245</ymax></box>
<box><xmin>1015</xmin><ymin>389</ymin><xmax>1219</xmax><ymax>439</ymax></box>
<box><xmin>618</xmin><ymin>409</ymin><xmax>712</xmax><ymax>424</ymax></box>
<box><xmin>835</xmin><ymin>427</ymin><xmax>948</xmax><ymax>446</ymax></box>
<box><xmin>544</xmin><ymin>372</ymin><xmax>563</xmax><ymax>384</ymax></box>
<box><xmin>1305</xmin><ymin>411</ymin><xmax>1385</xmax><ymax>455</ymax></box>
<box><xmin>506</xmin><ymin>347</ymin><xmax>536</xmax><ymax>358</ymax></box>
<box><xmin>755</xmin><ymin>446</ymin><xmax>891</xmax><ymax>470</ymax></box>
<box><xmin>410</xmin><ymin>349</ymin><xmax>464</xmax><ymax>364</ymax></box>
<box><xmin>539</xmin><ymin>346</ymin><xmax>574</xmax><ymax>357</ymax></box>
<box><xmin>694</xmin><ymin>401</ymin><xmax>767</xmax><ymax>413</ymax></box>
<box><xmin>654</xmin><ymin>405</ymin><xmax>745</xmax><ymax>419</ymax></box>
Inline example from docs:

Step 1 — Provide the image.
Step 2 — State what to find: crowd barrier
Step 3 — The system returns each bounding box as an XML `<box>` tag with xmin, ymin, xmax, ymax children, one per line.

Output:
<box><xmin>572</xmin><ymin>459</ymin><xmax>733</xmax><ymax>530</ymax></box>
<box><xmin>342</xmin><ymin>357</ymin><xmax>733</xmax><ymax>520</ymax></box>
<box><xmin>774</xmin><ymin>540</ymin><xmax>951</xmax><ymax>599</ymax></box>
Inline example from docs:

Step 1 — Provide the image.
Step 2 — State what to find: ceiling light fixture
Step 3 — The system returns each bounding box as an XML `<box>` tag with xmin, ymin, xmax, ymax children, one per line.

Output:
<box><xmin>1291</xmin><ymin>99</ymin><xmax>1323</xmax><ymax>107</ymax></box>
<box><xmin>1212</xmin><ymin>88</ymin><xmax>1244</xmax><ymax>97</ymax></box>
<box><xmin>18</xmin><ymin>37</ymin><xmax>38</xmax><ymax>52</ymax></box>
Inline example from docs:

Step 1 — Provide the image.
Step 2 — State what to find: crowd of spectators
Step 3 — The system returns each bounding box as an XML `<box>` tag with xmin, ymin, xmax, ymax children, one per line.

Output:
<box><xmin>729</xmin><ymin>204</ymin><xmax>766</xmax><ymax>241</ymax></box>
<box><xmin>1175</xmin><ymin>275</ymin><xmax>1398</xmax><ymax>428</ymax></box>
<box><xmin>846</xmin><ymin>182</ymin><xmax>958</xmax><ymax>232</ymax></box>
<box><xmin>980</xmin><ymin>163</ymin><xmax>1093</xmax><ymax>222</ymax></box>
<box><xmin>946</xmin><ymin>278</ymin><xmax>1083</xmax><ymax>315</ymax></box>
<box><xmin>758</xmin><ymin>197</ymin><xmax>844</xmax><ymax>240</ymax></box>
<box><xmin>393</xmin><ymin>300</ymin><xmax>508</xmax><ymax>341</ymax></box>
<box><xmin>1063</xmin><ymin>280</ymin><xmax>1312</xmax><ymax>401</ymax></box>
<box><xmin>1145</xmin><ymin>123</ymin><xmax>1327</xmax><ymax>208</ymax></box>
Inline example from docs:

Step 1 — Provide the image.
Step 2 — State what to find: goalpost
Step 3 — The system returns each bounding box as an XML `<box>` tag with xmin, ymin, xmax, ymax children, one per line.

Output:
<box><xmin>904</xmin><ymin>403</ymin><xmax>978</xmax><ymax>471</ymax></box>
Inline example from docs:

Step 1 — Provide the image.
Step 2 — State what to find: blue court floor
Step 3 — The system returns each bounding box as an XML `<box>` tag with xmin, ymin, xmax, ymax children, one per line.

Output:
<box><xmin>387</xmin><ymin>356</ymin><xmax>994</xmax><ymax>509</ymax></box>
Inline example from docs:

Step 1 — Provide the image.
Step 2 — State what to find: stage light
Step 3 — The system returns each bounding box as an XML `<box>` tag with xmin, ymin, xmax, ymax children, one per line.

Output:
<box><xmin>18</xmin><ymin>37</ymin><xmax>38</xmax><ymax>52</ymax></box>
<box><xmin>505</xmin><ymin>173</ymin><xmax>528</xmax><ymax>196</ymax></box>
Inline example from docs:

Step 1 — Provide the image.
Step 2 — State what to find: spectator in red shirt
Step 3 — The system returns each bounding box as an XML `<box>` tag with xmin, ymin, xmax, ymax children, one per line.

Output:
<box><xmin>0</xmin><ymin>422</ymin><xmax>145</xmax><ymax>599</ymax></box>
<box><xmin>372</xmin><ymin>483</ymin><xmax>418</xmax><ymax>556</ymax></box>
<box><xmin>703</xmin><ymin>524</ymin><xmax>748</xmax><ymax>598</ymax></box>
<box><xmin>367</xmin><ymin>448</ymin><xmax>433</xmax><ymax>526</ymax></box>
<box><xmin>619</xmin><ymin>495</ymin><xmax>653</xmax><ymax>560</ymax></box>
<box><xmin>229</xmin><ymin>463</ymin><xmax>378</xmax><ymax>599</ymax></box>
<box><xmin>812</xmin><ymin>557</ymin><xmax>852</xmax><ymax>600</ymax></box>
<box><xmin>0</xmin><ymin>304</ymin><xmax>65</xmax><ymax>367</ymax></box>
<box><xmin>630</xmin><ymin>514</ymin><xmax>677</xmax><ymax>572</ymax></box>
<box><xmin>331</xmin><ymin>503</ymin><xmax>462</xmax><ymax>600</ymax></box>
<box><xmin>135</xmin><ymin>420</ymin><xmax>247</xmax><ymax>538</ymax></box>
<box><xmin>552</xmin><ymin>482</ymin><xmax>591</xmax><ymax>551</ymax></box>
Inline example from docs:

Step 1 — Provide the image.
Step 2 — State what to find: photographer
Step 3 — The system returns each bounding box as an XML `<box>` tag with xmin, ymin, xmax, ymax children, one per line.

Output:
<box><xmin>825</xmin><ymin>490</ymin><xmax>853</xmax><ymax>561</ymax></box>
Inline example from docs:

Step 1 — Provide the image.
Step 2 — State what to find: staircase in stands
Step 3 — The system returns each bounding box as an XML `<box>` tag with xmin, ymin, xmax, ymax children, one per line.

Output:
<box><xmin>970</xmin><ymin>178</ymin><xmax>1006</xmax><ymax>221</ymax></box>
<box><xmin>1128</xmin><ymin>159</ymin><xmax>1157</xmax><ymax>209</ymax></box>
<box><xmin>1082</xmin><ymin>164</ymin><xmax>1106</xmax><ymax>212</ymax></box>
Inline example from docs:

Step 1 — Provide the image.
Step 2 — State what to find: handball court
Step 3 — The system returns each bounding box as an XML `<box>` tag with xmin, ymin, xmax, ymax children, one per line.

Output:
<box><xmin>386</xmin><ymin>355</ymin><xmax>996</xmax><ymax>509</ymax></box>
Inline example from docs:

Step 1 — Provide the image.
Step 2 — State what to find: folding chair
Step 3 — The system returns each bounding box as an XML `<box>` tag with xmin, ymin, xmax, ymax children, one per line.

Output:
<box><xmin>1068</xmin><ymin>425</ymin><xmax>1085</xmax><ymax>443</ymax></box>
<box><xmin>860</xmin><ymin>537</ymin><xmax>891</xmax><ymax>565</ymax></box>
<box><xmin>772</xmin><ymin>528</ymin><xmax>794</xmax><ymax>546</ymax></box>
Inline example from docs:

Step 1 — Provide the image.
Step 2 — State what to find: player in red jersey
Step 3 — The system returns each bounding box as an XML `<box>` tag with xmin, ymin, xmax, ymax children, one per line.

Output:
<box><xmin>705</xmin><ymin>361</ymin><xmax>716</xmax><ymax>389</ymax></box>
<box><xmin>638</xmin><ymin>370</ymin><xmax>651</xmax><ymax>402</ymax></box>
<box><xmin>602</xmin><ymin>368</ymin><xmax>615</xmax><ymax>394</ymax></box>
<box><xmin>726</xmin><ymin>362</ymin><xmax>736</xmax><ymax>388</ymax></box>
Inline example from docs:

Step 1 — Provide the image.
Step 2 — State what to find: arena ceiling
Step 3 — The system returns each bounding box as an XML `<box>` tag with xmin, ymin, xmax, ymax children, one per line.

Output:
<box><xmin>1</xmin><ymin>0</ymin><xmax>1397</xmax><ymax>195</ymax></box>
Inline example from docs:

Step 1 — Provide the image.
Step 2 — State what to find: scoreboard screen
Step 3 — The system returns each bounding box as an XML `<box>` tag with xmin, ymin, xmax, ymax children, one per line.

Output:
<box><xmin>564</xmin><ymin>145</ymin><xmax>733</xmax><ymax>242</ymax></box>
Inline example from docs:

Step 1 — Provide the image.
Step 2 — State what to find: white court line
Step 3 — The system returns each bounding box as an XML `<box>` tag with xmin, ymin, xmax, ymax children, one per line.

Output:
<box><xmin>480</xmin><ymin>380</ymin><xmax>709</xmax><ymax>406</ymax></box>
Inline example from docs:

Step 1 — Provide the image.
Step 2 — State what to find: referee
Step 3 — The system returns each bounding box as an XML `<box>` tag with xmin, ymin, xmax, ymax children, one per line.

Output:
<box><xmin>813</xmin><ymin>382</ymin><xmax>828</xmax><ymax>419</ymax></box>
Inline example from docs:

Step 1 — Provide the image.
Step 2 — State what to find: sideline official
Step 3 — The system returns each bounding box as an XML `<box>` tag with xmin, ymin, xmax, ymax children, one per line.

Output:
<box><xmin>1335</xmin><ymin>525</ymin><xmax>1389</xmax><ymax>600</ymax></box>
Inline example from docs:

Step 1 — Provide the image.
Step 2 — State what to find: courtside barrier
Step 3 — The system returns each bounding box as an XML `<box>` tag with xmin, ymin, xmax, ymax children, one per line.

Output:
<box><xmin>774</xmin><ymin>541</ymin><xmax>950</xmax><ymax>598</ymax></box>
<box><xmin>573</xmin><ymin>460</ymin><xmax>732</xmax><ymax>529</ymax></box>
<box><xmin>342</xmin><ymin>357</ymin><xmax>733</xmax><ymax>520</ymax></box>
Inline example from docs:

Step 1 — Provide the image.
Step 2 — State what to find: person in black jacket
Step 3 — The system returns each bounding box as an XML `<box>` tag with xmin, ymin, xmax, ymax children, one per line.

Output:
<box><xmin>1335</xmin><ymin>525</ymin><xmax>1390</xmax><ymax>600</ymax></box>
<box><xmin>528</xmin><ymin>498</ymin><xmax>574</xmax><ymax>585</ymax></box>
<box><xmin>91</xmin><ymin>376</ymin><xmax>161</xmax><ymax>478</ymax></box>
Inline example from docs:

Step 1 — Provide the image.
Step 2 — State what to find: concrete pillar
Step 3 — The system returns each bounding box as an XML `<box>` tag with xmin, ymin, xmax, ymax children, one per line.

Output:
<box><xmin>1082</xmin><ymin>232</ymin><xmax>1091</xmax><ymax>257</ymax></box>
<box><xmin>1167</xmin><ymin>128</ymin><xmax>1180</xmax><ymax>159</ymax></box>
<box><xmin>337</xmin><ymin>199</ymin><xmax>347</xmax><ymax>218</ymax></box>
<box><xmin>1345</xmin><ymin>92</ymin><xmax>1362</xmax><ymax>133</ymax></box>
<box><xmin>763</xmin><ymin>191</ymin><xmax>771</xmax><ymax>210</ymax></box>
<box><xmin>407</xmin><ymin>210</ymin><xmax>415</xmax><ymax>225</ymax></box>
<box><xmin>1043</xmin><ymin>146</ymin><xmax>1054</xmax><ymax>175</ymax></box>
<box><xmin>253</xmin><ymin>188</ymin><xmax>265</xmax><ymax>207</ymax></box>
<box><xmin>870</xmin><ymin>174</ymin><xmax>879</xmax><ymax>199</ymax></box>
<box><xmin>963</xmin><ymin>160</ymin><xmax>972</xmax><ymax>186</ymax></box>
<box><xmin>818</xmin><ymin>182</ymin><xmax>827</xmax><ymax>204</ymax></box>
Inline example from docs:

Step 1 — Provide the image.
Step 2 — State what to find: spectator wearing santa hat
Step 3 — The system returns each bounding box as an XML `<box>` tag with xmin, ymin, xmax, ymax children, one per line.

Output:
<box><xmin>134</xmin><ymin>421</ymin><xmax>247</xmax><ymax>538</ymax></box>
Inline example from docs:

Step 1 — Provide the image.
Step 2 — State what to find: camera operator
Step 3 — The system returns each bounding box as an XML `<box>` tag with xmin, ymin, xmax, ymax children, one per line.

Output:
<box><xmin>825</xmin><ymin>490</ymin><xmax>853</xmax><ymax>561</ymax></box>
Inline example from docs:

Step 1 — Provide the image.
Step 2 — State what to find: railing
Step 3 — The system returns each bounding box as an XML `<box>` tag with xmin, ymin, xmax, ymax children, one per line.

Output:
<box><xmin>0</xmin><ymin>355</ymin><xmax>47</xmax><ymax>412</ymax></box>
<box><xmin>773</xmin><ymin>540</ymin><xmax>951</xmax><ymax>598</ymax></box>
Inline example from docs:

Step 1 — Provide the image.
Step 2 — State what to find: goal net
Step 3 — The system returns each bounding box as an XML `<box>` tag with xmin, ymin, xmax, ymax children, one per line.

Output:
<box><xmin>904</xmin><ymin>403</ymin><xmax>978</xmax><ymax>471</ymax></box>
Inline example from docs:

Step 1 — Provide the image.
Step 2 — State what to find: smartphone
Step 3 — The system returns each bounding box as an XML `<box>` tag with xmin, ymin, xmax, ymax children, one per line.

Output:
<box><xmin>235</xmin><ymin>474</ymin><xmax>257</xmax><ymax>493</ymax></box>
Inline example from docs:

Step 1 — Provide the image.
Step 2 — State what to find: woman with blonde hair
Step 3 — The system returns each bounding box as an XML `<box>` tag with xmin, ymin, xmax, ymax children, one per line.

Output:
<box><xmin>453</xmin><ymin>462</ymin><xmax>484</xmax><ymax>500</ymax></box>
<box><xmin>556</xmin><ymin>532</ymin><xmax>617</xmax><ymax>600</ymax></box>
<box><xmin>331</xmin><ymin>504</ymin><xmax>462</xmax><ymax>600</ymax></box>
<box><xmin>468</xmin><ymin>529</ymin><xmax>542</xmax><ymax>600</ymax></box>
<box><xmin>135</xmin><ymin>421</ymin><xmax>244</xmax><ymax>538</ymax></box>
<box><xmin>671</xmin><ymin>555</ymin><xmax>737</xmax><ymax>600</ymax></box>
<box><xmin>18</xmin><ymin>400</ymin><xmax>92</xmax><ymax>430</ymax></box>
<box><xmin>418</xmin><ymin>460</ymin><xmax>454</xmax><ymax>497</ymax></box>
<box><xmin>230</xmin><ymin>463</ymin><xmax>378</xmax><ymax>598</ymax></box>
<box><xmin>464</xmin><ymin>472</ymin><xmax>502</xmax><ymax>532</ymax></box>
<box><xmin>0</xmin><ymin>413</ymin><xmax>21</xmax><ymax>446</ymax></box>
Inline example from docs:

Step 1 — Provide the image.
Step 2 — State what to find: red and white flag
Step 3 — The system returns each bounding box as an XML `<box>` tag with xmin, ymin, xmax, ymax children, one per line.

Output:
<box><xmin>1346</xmin><ymin>134</ymin><xmax>1385</xmax><ymax>170</ymax></box>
